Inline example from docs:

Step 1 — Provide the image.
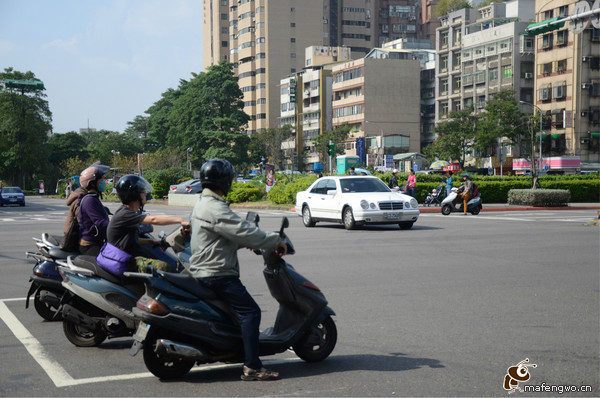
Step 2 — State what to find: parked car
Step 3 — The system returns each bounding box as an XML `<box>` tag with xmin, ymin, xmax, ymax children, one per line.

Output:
<box><xmin>169</xmin><ymin>179</ymin><xmax>203</xmax><ymax>194</ymax></box>
<box><xmin>0</xmin><ymin>186</ymin><xmax>26</xmax><ymax>206</ymax></box>
<box><xmin>295</xmin><ymin>176</ymin><xmax>419</xmax><ymax>230</ymax></box>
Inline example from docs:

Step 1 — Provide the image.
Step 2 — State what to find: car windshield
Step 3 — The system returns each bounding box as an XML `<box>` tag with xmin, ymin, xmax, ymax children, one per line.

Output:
<box><xmin>340</xmin><ymin>178</ymin><xmax>390</xmax><ymax>193</ymax></box>
<box><xmin>2</xmin><ymin>187</ymin><xmax>22</xmax><ymax>194</ymax></box>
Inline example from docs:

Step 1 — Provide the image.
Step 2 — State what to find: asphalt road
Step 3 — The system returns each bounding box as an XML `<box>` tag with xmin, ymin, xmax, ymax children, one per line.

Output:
<box><xmin>0</xmin><ymin>198</ymin><xmax>598</xmax><ymax>397</ymax></box>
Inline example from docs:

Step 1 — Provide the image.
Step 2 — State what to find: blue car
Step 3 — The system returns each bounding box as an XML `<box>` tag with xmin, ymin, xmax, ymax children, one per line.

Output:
<box><xmin>0</xmin><ymin>186</ymin><xmax>26</xmax><ymax>206</ymax></box>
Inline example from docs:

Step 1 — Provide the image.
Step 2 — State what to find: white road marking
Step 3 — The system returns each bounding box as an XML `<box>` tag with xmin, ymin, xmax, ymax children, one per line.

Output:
<box><xmin>0</xmin><ymin>298</ymin><xmax>300</xmax><ymax>387</ymax></box>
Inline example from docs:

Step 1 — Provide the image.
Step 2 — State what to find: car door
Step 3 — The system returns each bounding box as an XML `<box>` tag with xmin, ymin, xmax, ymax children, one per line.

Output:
<box><xmin>305</xmin><ymin>178</ymin><xmax>331</xmax><ymax>219</ymax></box>
<box><xmin>319</xmin><ymin>179</ymin><xmax>340</xmax><ymax>220</ymax></box>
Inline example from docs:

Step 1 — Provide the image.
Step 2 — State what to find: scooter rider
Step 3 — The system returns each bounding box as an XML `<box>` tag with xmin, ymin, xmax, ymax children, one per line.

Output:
<box><xmin>188</xmin><ymin>158</ymin><xmax>287</xmax><ymax>381</ymax></box>
<box><xmin>457</xmin><ymin>173</ymin><xmax>473</xmax><ymax>215</ymax></box>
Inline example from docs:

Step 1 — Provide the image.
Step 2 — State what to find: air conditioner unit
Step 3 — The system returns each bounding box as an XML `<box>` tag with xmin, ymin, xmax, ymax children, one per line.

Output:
<box><xmin>582</xmin><ymin>56</ymin><xmax>591</xmax><ymax>62</ymax></box>
<box><xmin>582</xmin><ymin>83</ymin><xmax>592</xmax><ymax>89</ymax></box>
<box><xmin>249</xmin><ymin>27</ymin><xmax>255</xmax><ymax>32</ymax></box>
<box><xmin>524</xmin><ymin>73</ymin><xmax>533</xmax><ymax>79</ymax></box>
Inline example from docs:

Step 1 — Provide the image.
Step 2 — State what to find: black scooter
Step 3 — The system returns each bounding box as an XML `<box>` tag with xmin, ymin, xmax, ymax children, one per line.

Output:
<box><xmin>127</xmin><ymin>213</ymin><xmax>337</xmax><ymax>380</ymax></box>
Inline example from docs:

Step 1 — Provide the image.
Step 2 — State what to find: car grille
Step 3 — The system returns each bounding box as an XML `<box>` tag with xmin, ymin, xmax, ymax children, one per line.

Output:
<box><xmin>378</xmin><ymin>201</ymin><xmax>404</xmax><ymax>210</ymax></box>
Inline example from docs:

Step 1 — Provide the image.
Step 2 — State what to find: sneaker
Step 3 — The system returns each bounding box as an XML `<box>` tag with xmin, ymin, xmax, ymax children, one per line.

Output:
<box><xmin>241</xmin><ymin>365</ymin><xmax>280</xmax><ymax>381</ymax></box>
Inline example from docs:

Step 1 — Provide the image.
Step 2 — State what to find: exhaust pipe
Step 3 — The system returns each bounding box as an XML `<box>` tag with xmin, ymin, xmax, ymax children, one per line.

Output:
<box><xmin>62</xmin><ymin>304</ymin><xmax>97</xmax><ymax>330</ymax></box>
<box><xmin>154</xmin><ymin>339</ymin><xmax>209</xmax><ymax>362</ymax></box>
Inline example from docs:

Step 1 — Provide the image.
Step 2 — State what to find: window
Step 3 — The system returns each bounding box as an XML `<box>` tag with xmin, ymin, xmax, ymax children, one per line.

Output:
<box><xmin>440</xmin><ymin>101</ymin><xmax>449</xmax><ymax>118</ymax></box>
<box><xmin>256</xmin><ymin>37</ymin><xmax>265</xmax><ymax>44</ymax></box>
<box><xmin>257</xmin><ymin>83</ymin><xmax>266</xmax><ymax>89</ymax></box>
<box><xmin>556</xmin><ymin>30</ymin><xmax>568</xmax><ymax>46</ymax></box>
<box><xmin>553</xmin><ymin>81</ymin><xmax>566</xmax><ymax>100</ymax></box>
<box><xmin>440</xmin><ymin>79</ymin><xmax>448</xmax><ymax>95</ymax></box>
<box><xmin>440</xmin><ymin>32</ymin><xmax>449</xmax><ymax>48</ymax></box>
<box><xmin>503</xmin><ymin>65</ymin><xmax>512</xmax><ymax>78</ymax></box>
<box><xmin>542</xmin><ymin>62</ymin><xmax>552</xmax><ymax>75</ymax></box>
<box><xmin>290</xmin><ymin>23</ymin><xmax>295</xmax><ymax>27</ymax></box>
<box><xmin>440</xmin><ymin>55</ymin><xmax>448</xmax><ymax>72</ymax></box>
<box><xmin>489</xmin><ymin>68</ymin><xmax>498</xmax><ymax>81</ymax></box>
<box><xmin>542</xmin><ymin>33</ymin><xmax>553</xmax><ymax>49</ymax></box>
<box><xmin>539</xmin><ymin>85</ymin><xmax>551</xmax><ymax>101</ymax></box>
<box><xmin>257</xmin><ymin>98</ymin><xmax>266</xmax><ymax>104</ymax></box>
<box><xmin>221</xmin><ymin>13</ymin><xmax>227</xmax><ymax>20</ymax></box>
<box><xmin>556</xmin><ymin>59</ymin><xmax>567</xmax><ymax>73</ymax></box>
<box><xmin>291</xmin><ymin>38</ymin><xmax>296</xmax><ymax>43</ymax></box>
<box><xmin>222</xmin><ymin>41</ymin><xmax>228</xmax><ymax>47</ymax></box>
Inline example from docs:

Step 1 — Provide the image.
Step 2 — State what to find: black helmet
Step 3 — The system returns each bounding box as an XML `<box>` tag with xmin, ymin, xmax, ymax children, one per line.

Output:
<box><xmin>200</xmin><ymin>159</ymin><xmax>235</xmax><ymax>195</ymax></box>
<box><xmin>116</xmin><ymin>175</ymin><xmax>154</xmax><ymax>204</ymax></box>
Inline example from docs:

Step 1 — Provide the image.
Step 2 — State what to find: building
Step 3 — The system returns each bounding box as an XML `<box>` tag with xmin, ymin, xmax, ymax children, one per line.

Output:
<box><xmin>204</xmin><ymin>0</ymin><xmax>432</xmax><ymax>134</ymax></box>
<box><xmin>279</xmin><ymin>46</ymin><xmax>352</xmax><ymax>172</ymax></box>
<box><xmin>331</xmin><ymin>56</ymin><xmax>421</xmax><ymax>168</ymax></box>
<box><xmin>524</xmin><ymin>0</ymin><xmax>600</xmax><ymax>166</ymax></box>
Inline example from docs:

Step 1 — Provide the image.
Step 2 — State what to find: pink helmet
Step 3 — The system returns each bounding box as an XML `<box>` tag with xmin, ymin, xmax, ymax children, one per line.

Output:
<box><xmin>80</xmin><ymin>162</ymin><xmax>110</xmax><ymax>189</ymax></box>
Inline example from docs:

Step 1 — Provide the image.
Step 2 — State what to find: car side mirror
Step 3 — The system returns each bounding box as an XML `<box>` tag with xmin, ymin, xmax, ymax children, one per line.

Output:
<box><xmin>327</xmin><ymin>189</ymin><xmax>337</xmax><ymax>196</ymax></box>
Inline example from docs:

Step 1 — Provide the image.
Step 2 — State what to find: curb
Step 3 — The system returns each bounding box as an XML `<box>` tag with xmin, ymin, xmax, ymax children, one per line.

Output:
<box><xmin>418</xmin><ymin>206</ymin><xmax>600</xmax><ymax>213</ymax></box>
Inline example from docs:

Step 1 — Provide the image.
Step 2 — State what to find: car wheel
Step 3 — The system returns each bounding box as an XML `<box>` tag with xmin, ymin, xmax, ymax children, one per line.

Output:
<box><xmin>441</xmin><ymin>204</ymin><xmax>452</xmax><ymax>216</ymax></box>
<box><xmin>398</xmin><ymin>221</ymin><xmax>414</xmax><ymax>230</ymax></box>
<box><xmin>302</xmin><ymin>205</ymin><xmax>316</xmax><ymax>227</ymax></box>
<box><xmin>343</xmin><ymin>207</ymin><xmax>356</xmax><ymax>230</ymax></box>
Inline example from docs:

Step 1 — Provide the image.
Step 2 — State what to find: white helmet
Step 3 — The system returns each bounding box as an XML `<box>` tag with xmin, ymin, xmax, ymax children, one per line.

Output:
<box><xmin>393</xmin><ymin>169</ymin><xmax>399</xmax><ymax>174</ymax></box>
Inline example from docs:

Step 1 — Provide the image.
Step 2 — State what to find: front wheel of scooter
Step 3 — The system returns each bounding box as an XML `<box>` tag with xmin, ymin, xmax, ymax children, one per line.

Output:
<box><xmin>441</xmin><ymin>204</ymin><xmax>452</xmax><ymax>216</ymax></box>
<box><xmin>293</xmin><ymin>316</ymin><xmax>337</xmax><ymax>362</ymax></box>
<box><xmin>143</xmin><ymin>332</ymin><xmax>195</xmax><ymax>380</ymax></box>
<box><xmin>63</xmin><ymin>320</ymin><xmax>107</xmax><ymax>347</ymax></box>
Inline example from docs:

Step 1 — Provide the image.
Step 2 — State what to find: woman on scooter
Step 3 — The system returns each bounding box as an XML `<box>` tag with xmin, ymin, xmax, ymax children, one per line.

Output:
<box><xmin>457</xmin><ymin>173</ymin><xmax>473</xmax><ymax>215</ymax></box>
<box><xmin>107</xmin><ymin>175</ymin><xmax>190</xmax><ymax>271</ymax></box>
<box><xmin>63</xmin><ymin>163</ymin><xmax>111</xmax><ymax>256</ymax></box>
<box><xmin>188</xmin><ymin>158</ymin><xmax>287</xmax><ymax>381</ymax></box>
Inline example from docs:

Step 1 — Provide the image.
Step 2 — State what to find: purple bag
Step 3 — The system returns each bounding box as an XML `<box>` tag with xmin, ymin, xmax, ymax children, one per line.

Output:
<box><xmin>96</xmin><ymin>242</ymin><xmax>132</xmax><ymax>276</ymax></box>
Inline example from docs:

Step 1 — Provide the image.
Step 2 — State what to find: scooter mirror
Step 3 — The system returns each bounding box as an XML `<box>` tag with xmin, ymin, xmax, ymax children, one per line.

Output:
<box><xmin>246</xmin><ymin>211</ymin><xmax>259</xmax><ymax>224</ymax></box>
<box><xmin>279</xmin><ymin>217</ymin><xmax>289</xmax><ymax>236</ymax></box>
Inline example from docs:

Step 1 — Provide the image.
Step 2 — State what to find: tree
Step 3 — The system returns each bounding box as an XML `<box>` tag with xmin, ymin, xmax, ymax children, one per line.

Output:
<box><xmin>476</xmin><ymin>90</ymin><xmax>523</xmax><ymax>155</ymax></box>
<box><xmin>249</xmin><ymin>126</ymin><xmax>293</xmax><ymax>169</ymax></box>
<box><xmin>425</xmin><ymin>108</ymin><xmax>477</xmax><ymax>168</ymax></box>
<box><xmin>435</xmin><ymin>0</ymin><xmax>471</xmax><ymax>17</ymax></box>
<box><xmin>312</xmin><ymin>123</ymin><xmax>352</xmax><ymax>162</ymax></box>
<box><xmin>0</xmin><ymin>67</ymin><xmax>52</xmax><ymax>187</ymax></box>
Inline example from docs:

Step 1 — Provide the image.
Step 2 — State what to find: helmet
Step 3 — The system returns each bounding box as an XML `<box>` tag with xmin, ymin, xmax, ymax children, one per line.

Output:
<box><xmin>464</xmin><ymin>173</ymin><xmax>471</xmax><ymax>179</ymax></box>
<box><xmin>200</xmin><ymin>159</ymin><xmax>235</xmax><ymax>195</ymax></box>
<box><xmin>80</xmin><ymin>162</ymin><xmax>110</xmax><ymax>189</ymax></box>
<box><xmin>392</xmin><ymin>169</ymin><xmax>399</xmax><ymax>174</ymax></box>
<box><xmin>116</xmin><ymin>175</ymin><xmax>154</xmax><ymax>204</ymax></box>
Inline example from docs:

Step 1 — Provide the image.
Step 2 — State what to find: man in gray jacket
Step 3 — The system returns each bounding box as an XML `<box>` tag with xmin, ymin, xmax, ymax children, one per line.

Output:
<box><xmin>189</xmin><ymin>159</ymin><xmax>286</xmax><ymax>381</ymax></box>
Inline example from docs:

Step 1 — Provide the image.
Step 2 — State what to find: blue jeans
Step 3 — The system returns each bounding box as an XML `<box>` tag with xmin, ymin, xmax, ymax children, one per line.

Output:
<box><xmin>408</xmin><ymin>187</ymin><xmax>415</xmax><ymax>197</ymax></box>
<box><xmin>200</xmin><ymin>276</ymin><xmax>262</xmax><ymax>369</ymax></box>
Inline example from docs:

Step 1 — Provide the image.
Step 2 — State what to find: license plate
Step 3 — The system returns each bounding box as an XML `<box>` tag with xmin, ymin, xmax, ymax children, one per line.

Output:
<box><xmin>385</xmin><ymin>212</ymin><xmax>400</xmax><ymax>220</ymax></box>
<box><xmin>9</xmin><ymin>199</ymin><xmax>16</xmax><ymax>202</ymax></box>
<box><xmin>133</xmin><ymin>321</ymin><xmax>150</xmax><ymax>341</ymax></box>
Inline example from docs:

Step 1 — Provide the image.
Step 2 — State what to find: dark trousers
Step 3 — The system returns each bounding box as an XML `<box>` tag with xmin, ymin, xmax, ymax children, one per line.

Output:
<box><xmin>200</xmin><ymin>276</ymin><xmax>262</xmax><ymax>369</ymax></box>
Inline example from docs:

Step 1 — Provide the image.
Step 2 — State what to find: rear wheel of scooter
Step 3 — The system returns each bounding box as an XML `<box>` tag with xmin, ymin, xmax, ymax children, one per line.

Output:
<box><xmin>34</xmin><ymin>290</ymin><xmax>62</xmax><ymax>321</ymax></box>
<box><xmin>143</xmin><ymin>333</ymin><xmax>194</xmax><ymax>380</ymax></box>
<box><xmin>63</xmin><ymin>320</ymin><xmax>106</xmax><ymax>347</ymax></box>
<box><xmin>471</xmin><ymin>205</ymin><xmax>481</xmax><ymax>215</ymax></box>
<box><xmin>343</xmin><ymin>207</ymin><xmax>356</xmax><ymax>230</ymax></box>
<box><xmin>293</xmin><ymin>316</ymin><xmax>337</xmax><ymax>362</ymax></box>
<box><xmin>441</xmin><ymin>204</ymin><xmax>452</xmax><ymax>216</ymax></box>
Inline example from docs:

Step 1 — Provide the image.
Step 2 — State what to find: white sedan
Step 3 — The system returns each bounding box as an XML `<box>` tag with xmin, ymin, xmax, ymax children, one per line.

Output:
<box><xmin>295</xmin><ymin>176</ymin><xmax>419</xmax><ymax>230</ymax></box>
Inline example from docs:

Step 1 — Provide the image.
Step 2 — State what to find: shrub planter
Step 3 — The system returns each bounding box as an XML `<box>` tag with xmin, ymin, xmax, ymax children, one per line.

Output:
<box><xmin>507</xmin><ymin>189</ymin><xmax>570</xmax><ymax>207</ymax></box>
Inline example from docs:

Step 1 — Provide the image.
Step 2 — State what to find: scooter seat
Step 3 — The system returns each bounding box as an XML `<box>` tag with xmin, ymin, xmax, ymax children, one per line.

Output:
<box><xmin>159</xmin><ymin>272</ymin><xmax>219</xmax><ymax>301</ymax></box>
<box><xmin>73</xmin><ymin>255</ymin><xmax>144</xmax><ymax>296</ymax></box>
<box><xmin>48</xmin><ymin>247</ymin><xmax>79</xmax><ymax>260</ymax></box>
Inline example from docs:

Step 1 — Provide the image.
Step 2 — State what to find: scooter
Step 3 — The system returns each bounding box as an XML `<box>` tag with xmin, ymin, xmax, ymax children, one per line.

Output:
<box><xmin>25</xmin><ymin>233</ymin><xmax>78</xmax><ymax>321</ymax></box>
<box><xmin>127</xmin><ymin>213</ymin><xmax>337</xmax><ymax>380</ymax></box>
<box><xmin>57</xmin><ymin>227</ymin><xmax>181</xmax><ymax>347</ymax></box>
<box><xmin>441</xmin><ymin>187</ymin><xmax>483</xmax><ymax>215</ymax></box>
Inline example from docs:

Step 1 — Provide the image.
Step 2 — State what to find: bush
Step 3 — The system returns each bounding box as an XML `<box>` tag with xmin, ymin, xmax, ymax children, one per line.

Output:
<box><xmin>267</xmin><ymin>175</ymin><xmax>317</xmax><ymax>204</ymax></box>
<box><xmin>143</xmin><ymin>167</ymin><xmax>191</xmax><ymax>198</ymax></box>
<box><xmin>227</xmin><ymin>182</ymin><xmax>266</xmax><ymax>203</ymax></box>
<box><xmin>508</xmin><ymin>189</ymin><xmax>570</xmax><ymax>207</ymax></box>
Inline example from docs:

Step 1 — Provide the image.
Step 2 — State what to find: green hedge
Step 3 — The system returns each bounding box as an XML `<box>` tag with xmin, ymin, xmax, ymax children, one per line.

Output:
<box><xmin>508</xmin><ymin>189</ymin><xmax>570</xmax><ymax>206</ymax></box>
<box><xmin>267</xmin><ymin>175</ymin><xmax>318</xmax><ymax>204</ymax></box>
<box><xmin>226</xmin><ymin>182</ymin><xmax>266</xmax><ymax>203</ymax></box>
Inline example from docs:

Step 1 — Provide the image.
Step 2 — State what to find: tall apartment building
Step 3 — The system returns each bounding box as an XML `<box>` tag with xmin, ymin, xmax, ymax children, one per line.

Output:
<box><xmin>525</xmin><ymin>0</ymin><xmax>600</xmax><ymax>164</ymax></box>
<box><xmin>204</xmin><ymin>0</ymin><xmax>425</xmax><ymax>134</ymax></box>
<box><xmin>331</xmin><ymin>56</ymin><xmax>421</xmax><ymax>167</ymax></box>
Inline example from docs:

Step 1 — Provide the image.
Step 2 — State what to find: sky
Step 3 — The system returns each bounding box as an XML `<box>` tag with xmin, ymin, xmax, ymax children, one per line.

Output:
<box><xmin>0</xmin><ymin>0</ymin><xmax>204</xmax><ymax>134</ymax></box>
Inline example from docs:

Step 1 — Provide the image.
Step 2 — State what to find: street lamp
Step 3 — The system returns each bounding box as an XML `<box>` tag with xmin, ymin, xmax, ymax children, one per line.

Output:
<box><xmin>365</xmin><ymin>120</ymin><xmax>385</xmax><ymax>168</ymax></box>
<box><xmin>186</xmin><ymin>147</ymin><xmax>193</xmax><ymax>171</ymax></box>
<box><xmin>519</xmin><ymin>101</ymin><xmax>543</xmax><ymax>174</ymax></box>
<box><xmin>111</xmin><ymin>150</ymin><xmax>120</xmax><ymax>178</ymax></box>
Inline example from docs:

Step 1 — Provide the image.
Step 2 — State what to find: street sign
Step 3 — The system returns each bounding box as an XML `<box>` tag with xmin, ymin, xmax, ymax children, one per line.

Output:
<box><xmin>544</xmin><ymin>163</ymin><xmax>550</xmax><ymax>172</ymax></box>
<box><xmin>488</xmin><ymin>167</ymin><xmax>494</xmax><ymax>176</ymax></box>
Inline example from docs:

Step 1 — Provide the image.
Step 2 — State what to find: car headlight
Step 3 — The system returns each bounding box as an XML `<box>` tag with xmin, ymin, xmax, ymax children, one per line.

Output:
<box><xmin>405</xmin><ymin>201</ymin><xmax>411</xmax><ymax>209</ymax></box>
<box><xmin>360</xmin><ymin>200</ymin><xmax>369</xmax><ymax>210</ymax></box>
<box><xmin>410</xmin><ymin>198</ymin><xmax>418</xmax><ymax>208</ymax></box>
<box><xmin>370</xmin><ymin>202</ymin><xmax>377</xmax><ymax>209</ymax></box>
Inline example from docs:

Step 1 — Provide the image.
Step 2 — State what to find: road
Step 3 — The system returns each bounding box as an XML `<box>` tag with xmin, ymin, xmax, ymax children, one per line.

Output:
<box><xmin>0</xmin><ymin>197</ymin><xmax>598</xmax><ymax>396</ymax></box>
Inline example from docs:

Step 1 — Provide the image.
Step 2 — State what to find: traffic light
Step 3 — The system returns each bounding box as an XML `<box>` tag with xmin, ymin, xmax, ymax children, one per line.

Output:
<box><xmin>328</xmin><ymin>143</ymin><xmax>336</xmax><ymax>157</ymax></box>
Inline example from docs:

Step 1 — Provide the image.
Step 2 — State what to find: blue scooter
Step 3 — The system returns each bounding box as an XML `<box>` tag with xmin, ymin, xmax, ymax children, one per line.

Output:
<box><xmin>57</xmin><ymin>230</ymin><xmax>180</xmax><ymax>347</ymax></box>
<box><xmin>128</xmin><ymin>213</ymin><xmax>337</xmax><ymax>380</ymax></box>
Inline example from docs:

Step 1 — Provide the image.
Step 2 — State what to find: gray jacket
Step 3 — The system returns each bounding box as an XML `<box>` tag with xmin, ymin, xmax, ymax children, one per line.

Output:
<box><xmin>188</xmin><ymin>189</ymin><xmax>281</xmax><ymax>278</ymax></box>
